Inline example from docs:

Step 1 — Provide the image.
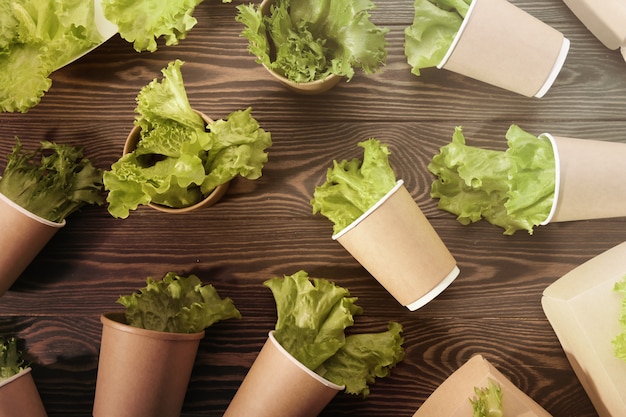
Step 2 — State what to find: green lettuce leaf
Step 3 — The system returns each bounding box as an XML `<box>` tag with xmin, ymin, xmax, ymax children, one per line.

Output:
<box><xmin>0</xmin><ymin>337</ymin><xmax>27</xmax><ymax>381</ymax></box>
<box><xmin>404</xmin><ymin>0</ymin><xmax>471</xmax><ymax>76</ymax></box>
<box><xmin>236</xmin><ymin>0</ymin><xmax>388</xmax><ymax>83</ymax></box>
<box><xmin>0</xmin><ymin>138</ymin><xmax>104</xmax><ymax>223</ymax></box>
<box><xmin>428</xmin><ymin>125</ymin><xmax>555</xmax><ymax>235</ymax></box>
<box><xmin>118</xmin><ymin>272</ymin><xmax>241</xmax><ymax>333</ymax></box>
<box><xmin>613</xmin><ymin>275</ymin><xmax>626</xmax><ymax>362</ymax></box>
<box><xmin>311</xmin><ymin>138</ymin><xmax>397</xmax><ymax>234</ymax></box>
<box><xmin>470</xmin><ymin>379</ymin><xmax>503</xmax><ymax>417</ymax></box>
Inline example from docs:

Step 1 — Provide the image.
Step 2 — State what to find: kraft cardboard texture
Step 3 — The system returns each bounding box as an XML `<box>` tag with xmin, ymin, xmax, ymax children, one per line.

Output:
<box><xmin>441</xmin><ymin>0</ymin><xmax>566</xmax><ymax>97</ymax></box>
<box><xmin>223</xmin><ymin>331</ymin><xmax>342</xmax><ymax>417</ymax></box>
<box><xmin>412</xmin><ymin>355</ymin><xmax>552</xmax><ymax>417</ymax></box>
<box><xmin>563</xmin><ymin>0</ymin><xmax>626</xmax><ymax>50</ymax></box>
<box><xmin>0</xmin><ymin>368</ymin><xmax>47</xmax><ymax>417</ymax></box>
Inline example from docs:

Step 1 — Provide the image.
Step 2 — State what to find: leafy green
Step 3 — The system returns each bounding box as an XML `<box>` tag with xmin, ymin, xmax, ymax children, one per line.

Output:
<box><xmin>236</xmin><ymin>0</ymin><xmax>389</xmax><ymax>83</ymax></box>
<box><xmin>311</xmin><ymin>139</ymin><xmax>397</xmax><ymax>235</ymax></box>
<box><xmin>428</xmin><ymin>125</ymin><xmax>555</xmax><ymax>235</ymax></box>
<box><xmin>470</xmin><ymin>379</ymin><xmax>503</xmax><ymax>417</ymax></box>
<box><xmin>118</xmin><ymin>272</ymin><xmax>242</xmax><ymax>333</ymax></box>
<box><xmin>103</xmin><ymin>60</ymin><xmax>272</xmax><ymax>218</ymax></box>
<box><xmin>0</xmin><ymin>337</ymin><xmax>27</xmax><ymax>381</ymax></box>
<box><xmin>265</xmin><ymin>270</ymin><xmax>404</xmax><ymax>396</ymax></box>
<box><xmin>102</xmin><ymin>0</ymin><xmax>201</xmax><ymax>52</ymax></box>
<box><xmin>404</xmin><ymin>0</ymin><xmax>471</xmax><ymax>76</ymax></box>
<box><xmin>612</xmin><ymin>275</ymin><xmax>626</xmax><ymax>362</ymax></box>
<box><xmin>0</xmin><ymin>0</ymin><xmax>103</xmax><ymax>112</ymax></box>
<box><xmin>0</xmin><ymin>138</ymin><xmax>104</xmax><ymax>223</ymax></box>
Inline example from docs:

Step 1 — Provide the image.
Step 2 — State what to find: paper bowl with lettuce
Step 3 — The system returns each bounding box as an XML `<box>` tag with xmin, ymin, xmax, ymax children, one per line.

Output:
<box><xmin>404</xmin><ymin>0</ymin><xmax>569</xmax><ymax>98</ymax></box>
<box><xmin>311</xmin><ymin>139</ymin><xmax>459</xmax><ymax>311</ymax></box>
<box><xmin>93</xmin><ymin>272</ymin><xmax>241</xmax><ymax>417</ymax></box>
<box><xmin>236</xmin><ymin>0</ymin><xmax>389</xmax><ymax>94</ymax></box>
<box><xmin>0</xmin><ymin>139</ymin><xmax>104</xmax><ymax>297</ymax></box>
<box><xmin>103</xmin><ymin>60</ymin><xmax>272</xmax><ymax>218</ymax></box>
<box><xmin>0</xmin><ymin>337</ymin><xmax>47</xmax><ymax>417</ymax></box>
<box><xmin>224</xmin><ymin>271</ymin><xmax>404</xmax><ymax>417</ymax></box>
<box><xmin>428</xmin><ymin>125</ymin><xmax>626</xmax><ymax>236</ymax></box>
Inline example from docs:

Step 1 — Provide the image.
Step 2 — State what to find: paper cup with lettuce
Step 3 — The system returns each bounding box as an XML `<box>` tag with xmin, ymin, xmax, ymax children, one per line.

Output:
<box><xmin>0</xmin><ymin>337</ymin><xmax>47</xmax><ymax>417</ymax></box>
<box><xmin>93</xmin><ymin>272</ymin><xmax>241</xmax><ymax>417</ymax></box>
<box><xmin>0</xmin><ymin>139</ymin><xmax>104</xmax><ymax>296</ymax></box>
<box><xmin>311</xmin><ymin>139</ymin><xmax>459</xmax><ymax>311</ymax></box>
<box><xmin>404</xmin><ymin>0</ymin><xmax>569</xmax><ymax>98</ymax></box>
<box><xmin>103</xmin><ymin>60</ymin><xmax>272</xmax><ymax>218</ymax></box>
<box><xmin>428</xmin><ymin>125</ymin><xmax>626</xmax><ymax>235</ymax></box>
<box><xmin>224</xmin><ymin>271</ymin><xmax>404</xmax><ymax>417</ymax></box>
<box><xmin>236</xmin><ymin>0</ymin><xmax>389</xmax><ymax>94</ymax></box>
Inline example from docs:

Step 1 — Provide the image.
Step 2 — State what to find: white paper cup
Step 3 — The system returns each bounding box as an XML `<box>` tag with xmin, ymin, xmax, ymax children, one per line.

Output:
<box><xmin>438</xmin><ymin>0</ymin><xmax>569</xmax><ymax>98</ymax></box>
<box><xmin>333</xmin><ymin>180</ymin><xmax>459</xmax><ymax>311</ymax></box>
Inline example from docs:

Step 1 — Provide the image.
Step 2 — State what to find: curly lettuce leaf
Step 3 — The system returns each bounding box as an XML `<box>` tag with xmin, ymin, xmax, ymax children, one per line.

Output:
<box><xmin>470</xmin><ymin>379</ymin><xmax>503</xmax><ymax>417</ymax></box>
<box><xmin>428</xmin><ymin>125</ymin><xmax>555</xmax><ymax>235</ymax></box>
<box><xmin>0</xmin><ymin>337</ymin><xmax>27</xmax><ymax>381</ymax></box>
<box><xmin>311</xmin><ymin>138</ymin><xmax>397</xmax><ymax>234</ymax></box>
<box><xmin>102</xmin><ymin>0</ymin><xmax>202</xmax><ymax>52</ymax></box>
<box><xmin>613</xmin><ymin>275</ymin><xmax>626</xmax><ymax>362</ymax></box>
<box><xmin>236</xmin><ymin>0</ymin><xmax>388</xmax><ymax>83</ymax></box>
<box><xmin>404</xmin><ymin>0</ymin><xmax>471</xmax><ymax>76</ymax></box>
<box><xmin>118</xmin><ymin>272</ymin><xmax>241</xmax><ymax>333</ymax></box>
<box><xmin>0</xmin><ymin>138</ymin><xmax>104</xmax><ymax>223</ymax></box>
<box><xmin>316</xmin><ymin>321</ymin><xmax>404</xmax><ymax>396</ymax></box>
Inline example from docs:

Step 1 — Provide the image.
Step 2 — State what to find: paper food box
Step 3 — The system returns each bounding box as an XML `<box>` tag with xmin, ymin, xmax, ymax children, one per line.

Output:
<box><xmin>542</xmin><ymin>241</ymin><xmax>626</xmax><ymax>417</ymax></box>
<box><xmin>412</xmin><ymin>355</ymin><xmax>551</xmax><ymax>416</ymax></box>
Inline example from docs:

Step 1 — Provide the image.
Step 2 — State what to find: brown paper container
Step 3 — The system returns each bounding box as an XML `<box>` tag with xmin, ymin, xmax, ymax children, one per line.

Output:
<box><xmin>93</xmin><ymin>312</ymin><xmax>204</xmax><ymax>417</ymax></box>
<box><xmin>259</xmin><ymin>0</ymin><xmax>342</xmax><ymax>95</ymax></box>
<box><xmin>0</xmin><ymin>368</ymin><xmax>48</xmax><ymax>417</ymax></box>
<box><xmin>122</xmin><ymin>110</ymin><xmax>230</xmax><ymax>213</ymax></box>
<box><xmin>333</xmin><ymin>180</ymin><xmax>459</xmax><ymax>311</ymax></box>
<box><xmin>413</xmin><ymin>355</ymin><xmax>551</xmax><ymax>417</ymax></box>
<box><xmin>563</xmin><ymin>0</ymin><xmax>626</xmax><ymax>51</ymax></box>
<box><xmin>0</xmin><ymin>192</ymin><xmax>65</xmax><ymax>297</ymax></box>
<box><xmin>223</xmin><ymin>331</ymin><xmax>343</xmax><ymax>417</ymax></box>
<box><xmin>540</xmin><ymin>134</ymin><xmax>626</xmax><ymax>223</ymax></box>
<box><xmin>438</xmin><ymin>0</ymin><xmax>569</xmax><ymax>98</ymax></box>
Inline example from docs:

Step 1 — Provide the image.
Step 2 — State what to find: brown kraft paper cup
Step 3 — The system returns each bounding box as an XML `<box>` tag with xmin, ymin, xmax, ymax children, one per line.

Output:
<box><xmin>438</xmin><ymin>0</ymin><xmax>570</xmax><ymax>98</ymax></box>
<box><xmin>93</xmin><ymin>312</ymin><xmax>204</xmax><ymax>417</ymax></box>
<box><xmin>223</xmin><ymin>331</ymin><xmax>343</xmax><ymax>417</ymax></box>
<box><xmin>333</xmin><ymin>180</ymin><xmax>459</xmax><ymax>311</ymax></box>
<box><xmin>540</xmin><ymin>134</ymin><xmax>626</xmax><ymax>224</ymax></box>
<box><xmin>0</xmin><ymin>368</ymin><xmax>48</xmax><ymax>417</ymax></box>
<box><xmin>0</xmin><ymin>192</ymin><xmax>65</xmax><ymax>296</ymax></box>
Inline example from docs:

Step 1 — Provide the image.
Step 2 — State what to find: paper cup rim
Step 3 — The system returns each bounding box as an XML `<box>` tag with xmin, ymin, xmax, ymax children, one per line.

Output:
<box><xmin>332</xmin><ymin>180</ymin><xmax>404</xmax><ymax>240</ymax></box>
<box><xmin>436</xmin><ymin>0</ymin><xmax>478</xmax><ymax>69</ymax></box>
<box><xmin>539</xmin><ymin>133</ymin><xmax>561</xmax><ymax>225</ymax></box>
<box><xmin>534</xmin><ymin>37</ymin><xmax>570</xmax><ymax>98</ymax></box>
<box><xmin>404</xmin><ymin>265</ymin><xmax>461</xmax><ymax>311</ymax></box>
<box><xmin>0</xmin><ymin>192</ymin><xmax>66</xmax><ymax>228</ymax></box>
<box><xmin>267</xmin><ymin>331</ymin><xmax>345</xmax><ymax>391</ymax></box>
<box><xmin>0</xmin><ymin>367</ymin><xmax>32</xmax><ymax>389</ymax></box>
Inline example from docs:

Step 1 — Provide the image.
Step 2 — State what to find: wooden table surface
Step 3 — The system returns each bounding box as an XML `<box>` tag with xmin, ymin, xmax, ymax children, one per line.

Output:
<box><xmin>1</xmin><ymin>1</ymin><xmax>625</xmax><ymax>416</ymax></box>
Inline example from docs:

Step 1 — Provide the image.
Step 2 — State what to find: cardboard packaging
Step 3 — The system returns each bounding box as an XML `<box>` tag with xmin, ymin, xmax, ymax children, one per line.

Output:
<box><xmin>93</xmin><ymin>312</ymin><xmax>204</xmax><ymax>417</ymax></box>
<box><xmin>0</xmin><ymin>192</ymin><xmax>65</xmax><ymax>297</ymax></box>
<box><xmin>413</xmin><ymin>355</ymin><xmax>552</xmax><ymax>416</ymax></box>
<box><xmin>223</xmin><ymin>331</ymin><xmax>343</xmax><ymax>417</ymax></box>
<box><xmin>0</xmin><ymin>368</ymin><xmax>48</xmax><ymax>417</ymax></box>
<box><xmin>542</xmin><ymin>241</ymin><xmax>626</xmax><ymax>417</ymax></box>
<box><xmin>333</xmin><ymin>180</ymin><xmax>459</xmax><ymax>311</ymax></box>
<box><xmin>438</xmin><ymin>0</ymin><xmax>570</xmax><ymax>98</ymax></box>
<box><xmin>540</xmin><ymin>134</ymin><xmax>626</xmax><ymax>224</ymax></box>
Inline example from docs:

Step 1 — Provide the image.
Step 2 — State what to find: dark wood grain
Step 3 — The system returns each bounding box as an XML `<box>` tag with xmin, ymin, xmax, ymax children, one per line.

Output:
<box><xmin>1</xmin><ymin>0</ymin><xmax>625</xmax><ymax>416</ymax></box>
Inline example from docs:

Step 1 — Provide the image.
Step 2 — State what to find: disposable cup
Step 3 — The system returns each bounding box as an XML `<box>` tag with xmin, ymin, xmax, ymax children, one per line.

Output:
<box><xmin>0</xmin><ymin>192</ymin><xmax>65</xmax><ymax>297</ymax></box>
<box><xmin>562</xmin><ymin>0</ymin><xmax>626</xmax><ymax>51</ymax></box>
<box><xmin>223</xmin><ymin>331</ymin><xmax>343</xmax><ymax>417</ymax></box>
<box><xmin>540</xmin><ymin>134</ymin><xmax>626</xmax><ymax>224</ymax></box>
<box><xmin>438</xmin><ymin>0</ymin><xmax>570</xmax><ymax>98</ymax></box>
<box><xmin>0</xmin><ymin>368</ymin><xmax>48</xmax><ymax>417</ymax></box>
<box><xmin>333</xmin><ymin>180</ymin><xmax>459</xmax><ymax>311</ymax></box>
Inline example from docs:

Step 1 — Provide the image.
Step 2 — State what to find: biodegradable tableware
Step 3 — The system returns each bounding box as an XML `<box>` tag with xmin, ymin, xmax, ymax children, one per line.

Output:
<box><xmin>0</xmin><ymin>192</ymin><xmax>65</xmax><ymax>297</ymax></box>
<box><xmin>93</xmin><ymin>312</ymin><xmax>204</xmax><ymax>417</ymax></box>
<box><xmin>412</xmin><ymin>355</ymin><xmax>551</xmax><ymax>416</ymax></box>
<box><xmin>0</xmin><ymin>368</ymin><xmax>47</xmax><ymax>417</ymax></box>
<box><xmin>542</xmin><ymin>241</ymin><xmax>626</xmax><ymax>417</ymax></box>
<box><xmin>333</xmin><ymin>180</ymin><xmax>459</xmax><ymax>311</ymax></box>
<box><xmin>122</xmin><ymin>110</ymin><xmax>230</xmax><ymax>213</ymax></box>
<box><xmin>438</xmin><ymin>0</ymin><xmax>570</xmax><ymax>97</ymax></box>
<box><xmin>223</xmin><ymin>331</ymin><xmax>343</xmax><ymax>417</ymax></box>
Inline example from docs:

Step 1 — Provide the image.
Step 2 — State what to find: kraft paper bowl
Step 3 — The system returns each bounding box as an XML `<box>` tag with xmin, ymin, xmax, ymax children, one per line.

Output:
<box><xmin>0</xmin><ymin>368</ymin><xmax>47</xmax><ymax>417</ymax></box>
